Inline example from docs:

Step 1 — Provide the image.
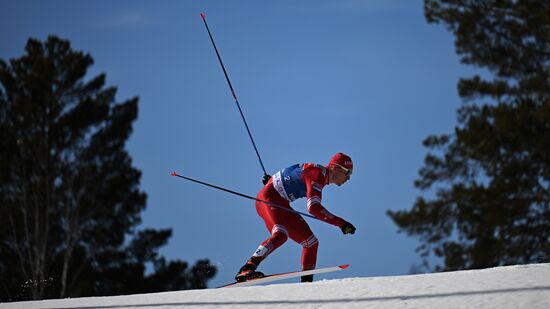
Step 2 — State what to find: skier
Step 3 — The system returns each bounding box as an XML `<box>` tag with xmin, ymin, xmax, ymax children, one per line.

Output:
<box><xmin>235</xmin><ymin>152</ymin><xmax>356</xmax><ymax>283</ymax></box>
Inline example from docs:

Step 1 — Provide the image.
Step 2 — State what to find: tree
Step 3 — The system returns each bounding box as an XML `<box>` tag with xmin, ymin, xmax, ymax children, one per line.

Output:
<box><xmin>0</xmin><ymin>36</ymin><xmax>216</xmax><ymax>302</ymax></box>
<box><xmin>387</xmin><ymin>0</ymin><xmax>550</xmax><ymax>271</ymax></box>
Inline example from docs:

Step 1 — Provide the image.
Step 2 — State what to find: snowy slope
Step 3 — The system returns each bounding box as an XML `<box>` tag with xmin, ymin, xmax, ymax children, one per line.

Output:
<box><xmin>2</xmin><ymin>264</ymin><xmax>549</xmax><ymax>309</ymax></box>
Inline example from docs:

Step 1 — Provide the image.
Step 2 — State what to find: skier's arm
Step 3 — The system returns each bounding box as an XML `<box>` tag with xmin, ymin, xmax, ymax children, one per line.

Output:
<box><xmin>308</xmin><ymin>203</ymin><xmax>347</xmax><ymax>228</ymax></box>
<box><xmin>303</xmin><ymin>168</ymin><xmax>347</xmax><ymax>228</ymax></box>
<box><xmin>309</xmin><ymin>202</ymin><xmax>355</xmax><ymax>234</ymax></box>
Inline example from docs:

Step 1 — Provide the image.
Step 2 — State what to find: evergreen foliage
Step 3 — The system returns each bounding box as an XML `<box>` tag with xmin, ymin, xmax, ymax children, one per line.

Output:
<box><xmin>0</xmin><ymin>36</ymin><xmax>216</xmax><ymax>301</ymax></box>
<box><xmin>388</xmin><ymin>0</ymin><xmax>550</xmax><ymax>271</ymax></box>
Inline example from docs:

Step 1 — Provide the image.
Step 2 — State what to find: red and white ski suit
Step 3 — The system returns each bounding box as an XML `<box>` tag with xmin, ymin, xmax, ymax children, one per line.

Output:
<box><xmin>252</xmin><ymin>163</ymin><xmax>347</xmax><ymax>271</ymax></box>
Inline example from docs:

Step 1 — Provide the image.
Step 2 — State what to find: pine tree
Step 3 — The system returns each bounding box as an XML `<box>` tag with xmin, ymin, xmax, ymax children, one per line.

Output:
<box><xmin>0</xmin><ymin>36</ymin><xmax>216</xmax><ymax>301</ymax></box>
<box><xmin>388</xmin><ymin>0</ymin><xmax>550</xmax><ymax>271</ymax></box>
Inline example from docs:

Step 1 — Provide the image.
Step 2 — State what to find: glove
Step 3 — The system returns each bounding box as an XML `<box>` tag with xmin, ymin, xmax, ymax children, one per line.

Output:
<box><xmin>262</xmin><ymin>174</ymin><xmax>271</xmax><ymax>185</ymax></box>
<box><xmin>341</xmin><ymin>222</ymin><xmax>356</xmax><ymax>235</ymax></box>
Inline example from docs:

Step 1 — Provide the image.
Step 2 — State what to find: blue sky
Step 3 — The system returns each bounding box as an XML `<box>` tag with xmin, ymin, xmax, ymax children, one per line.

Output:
<box><xmin>1</xmin><ymin>0</ymin><xmax>478</xmax><ymax>287</ymax></box>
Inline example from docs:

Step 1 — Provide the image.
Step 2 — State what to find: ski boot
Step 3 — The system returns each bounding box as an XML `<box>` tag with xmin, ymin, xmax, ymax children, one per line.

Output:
<box><xmin>301</xmin><ymin>274</ymin><xmax>314</xmax><ymax>283</ymax></box>
<box><xmin>235</xmin><ymin>260</ymin><xmax>265</xmax><ymax>282</ymax></box>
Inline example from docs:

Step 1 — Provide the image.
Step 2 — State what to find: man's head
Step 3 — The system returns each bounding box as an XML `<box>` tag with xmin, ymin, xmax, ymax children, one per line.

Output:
<box><xmin>327</xmin><ymin>152</ymin><xmax>353</xmax><ymax>186</ymax></box>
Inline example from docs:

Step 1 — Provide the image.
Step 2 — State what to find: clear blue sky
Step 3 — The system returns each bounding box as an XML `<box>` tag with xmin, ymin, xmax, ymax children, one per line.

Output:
<box><xmin>1</xmin><ymin>0</ymin><xmax>477</xmax><ymax>287</ymax></box>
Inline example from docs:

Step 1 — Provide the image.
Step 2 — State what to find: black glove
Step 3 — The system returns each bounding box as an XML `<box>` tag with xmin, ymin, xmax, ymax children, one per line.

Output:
<box><xmin>262</xmin><ymin>174</ymin><xmax>271</xmax><ymax>185</ymax></box>
<box><xmin>341</xmin><ymin>222</ymin><xmax>356</xmax><ymax>235</ymax></box>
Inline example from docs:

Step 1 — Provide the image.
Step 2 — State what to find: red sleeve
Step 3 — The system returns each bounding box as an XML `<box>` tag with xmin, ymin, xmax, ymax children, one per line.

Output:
<box><xmin>302</xmin><ymin>166</ymin><xmax>347</xmax><ymax>228</ymax></box>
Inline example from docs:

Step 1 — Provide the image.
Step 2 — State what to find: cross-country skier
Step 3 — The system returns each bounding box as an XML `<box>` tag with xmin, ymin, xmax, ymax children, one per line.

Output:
<box><xmin>235</xmin><ymin>152</ymin><xmax>356</xmax><ymax>283</ymax></box>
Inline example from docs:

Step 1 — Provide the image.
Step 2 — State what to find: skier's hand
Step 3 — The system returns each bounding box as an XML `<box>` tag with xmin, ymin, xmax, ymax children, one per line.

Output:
<box><xmin>262</xmin><ymin>174</ymin><xmax>271</xmax><ymax>185</ymax></box>
<box><xmin>341</xmin><ymin>222</ymin><xmax>356</xmax><ymax>235</ymax></box>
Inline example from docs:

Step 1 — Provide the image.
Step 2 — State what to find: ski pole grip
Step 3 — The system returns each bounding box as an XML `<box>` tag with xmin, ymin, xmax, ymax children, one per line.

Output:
<box><xmin>200</xmin><ymin>13</ymin><xmax>206</xmax><ymax>20</ymax></box>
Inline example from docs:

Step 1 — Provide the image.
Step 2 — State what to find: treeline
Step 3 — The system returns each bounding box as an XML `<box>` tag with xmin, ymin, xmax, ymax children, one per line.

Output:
<box><xmin>0</xmin><ymin>36</ymin><xmax>216</xmax><ymax>302</ymax></box>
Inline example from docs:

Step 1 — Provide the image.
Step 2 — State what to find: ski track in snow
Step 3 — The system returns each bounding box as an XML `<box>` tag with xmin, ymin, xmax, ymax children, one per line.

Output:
<box><xmin>2</xmin><ymin>264</ymin><xmax>549</xmax><ymax>309</ymax></box>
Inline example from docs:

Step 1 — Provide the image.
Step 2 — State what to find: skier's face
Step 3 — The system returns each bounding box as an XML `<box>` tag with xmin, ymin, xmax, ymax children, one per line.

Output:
<box><xmin>332</xmin><ymin>165</ymin><xmax>352</xmax><ymax>186</ymax></box>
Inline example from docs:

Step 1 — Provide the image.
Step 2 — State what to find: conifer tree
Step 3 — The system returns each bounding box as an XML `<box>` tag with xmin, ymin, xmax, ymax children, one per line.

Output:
<box><xmin>388</xmin><ymin>0</ymin><xmax>550</xmax><ymax>271</ymax></box>
<box><xmin>0</xmin><ymin>36</ymin><xmax>216</xmax><ymax>301</ymax></box>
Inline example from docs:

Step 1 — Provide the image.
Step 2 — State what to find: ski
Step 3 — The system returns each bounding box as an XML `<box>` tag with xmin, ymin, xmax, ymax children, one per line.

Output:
<box><xmin>218</xmin><ymin>264</ymin><xmax>350</xmax><ymax>288</ymax></box>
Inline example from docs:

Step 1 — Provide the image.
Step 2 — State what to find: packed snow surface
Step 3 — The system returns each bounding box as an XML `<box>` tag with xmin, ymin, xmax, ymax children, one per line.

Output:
<box><xmin>2</xmin><ymin>264</ymin><xmax>549</xmax><ymax>309</ymax></box>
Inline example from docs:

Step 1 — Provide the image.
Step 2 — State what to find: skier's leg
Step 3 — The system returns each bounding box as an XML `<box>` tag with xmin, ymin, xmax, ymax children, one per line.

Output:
<box><xmin>235</xmin><ymin>212</ymin><xmax>288</xmax><ymax>281</ymax></box>
<box><xmin>251</xmin><ymin>185</ymin><xmax>291</xmax><ymax>266</ymax></box>
<box><xmin>286</xmin><ymin>214</ymin><xmax>319</xmax><ymax>282</ymax></box>
<box><xmin>251</xmin><ymin>224</ymin><xmax>288</xmax><ymax>261</ymax></box>
<box><xmin>236</xmin><ymin>185</ymin><xmax>290</xmax><ymax>281</ymax></box>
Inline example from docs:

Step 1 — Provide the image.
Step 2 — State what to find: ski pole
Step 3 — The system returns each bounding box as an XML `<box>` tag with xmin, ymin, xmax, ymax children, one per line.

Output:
<box><xmin>171</xmin><ymin>171</ymin><xmax>321</xmax><ymax>221</ymax></box>
<box><xmin>200</xmin><ymin>13</ymin><xmax>270</xmax><ymax>180</ymax></box>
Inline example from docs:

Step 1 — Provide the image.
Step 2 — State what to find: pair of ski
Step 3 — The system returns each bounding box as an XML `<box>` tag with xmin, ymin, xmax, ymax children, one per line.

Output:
<box><xmin>218</xmin><ymin>264</ymin><xmax>350</xmax><ymax>288</ymax></box>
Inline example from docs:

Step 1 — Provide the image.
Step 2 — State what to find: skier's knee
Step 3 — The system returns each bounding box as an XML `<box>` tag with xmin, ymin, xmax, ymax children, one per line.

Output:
<box><xmin>301</xmin><ymin>235</ymin><xmax>318</xmax><ymax>250</ymax></box>
<box><xmin>271</xmin><ymin>224</ymin><xmax>289</xmax><ymax>242</ymax></box>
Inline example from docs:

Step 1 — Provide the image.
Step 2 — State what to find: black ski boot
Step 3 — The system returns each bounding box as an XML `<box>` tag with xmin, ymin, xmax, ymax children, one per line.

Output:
<box><xmin>235</xmin><ymin>260</ymin><xmax>264</xmax><ymax>282</ymax></box>
<box><xmin>301</xmin><ymin>274</ymin><xmax>314</xmax><ymax>283</ymax></box>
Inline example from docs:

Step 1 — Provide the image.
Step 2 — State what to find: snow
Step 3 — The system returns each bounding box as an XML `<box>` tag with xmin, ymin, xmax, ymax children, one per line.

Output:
<box><xmin>2</xmin><ymin>264</ymin><xmax>549</xmax><ymax>309</ymax></box>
